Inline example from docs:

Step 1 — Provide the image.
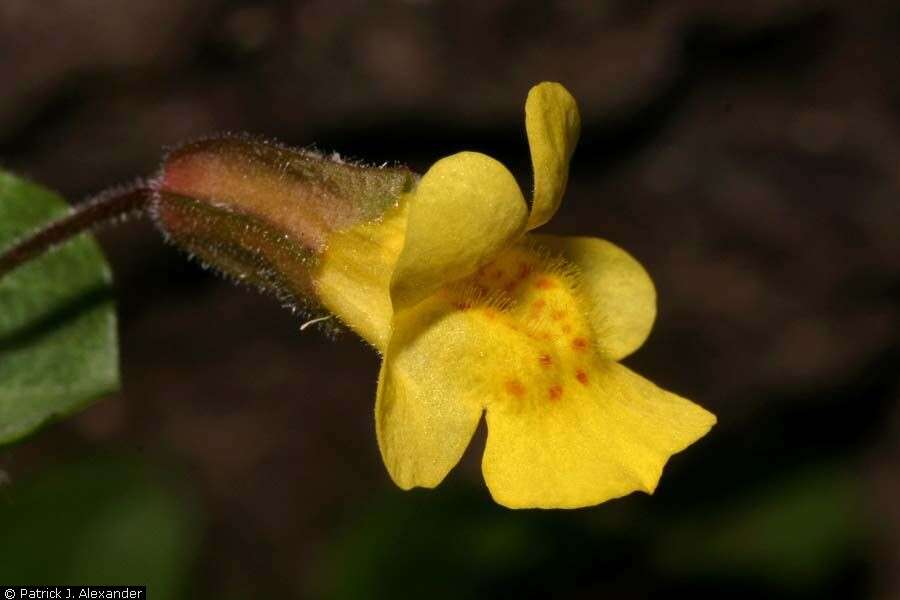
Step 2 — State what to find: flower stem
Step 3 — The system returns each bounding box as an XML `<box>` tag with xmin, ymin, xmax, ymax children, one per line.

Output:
<box><xmin>0</xmin><ymin>183</ymin><xmax>151</xmax><ymax>279</ymax></box>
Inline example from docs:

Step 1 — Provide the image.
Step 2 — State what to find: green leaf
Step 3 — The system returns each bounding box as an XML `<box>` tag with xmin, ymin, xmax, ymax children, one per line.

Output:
<box><xmin>0</xmin><ymin>455</ymin><xmax>201</xmax><ymax>597</ymax></box>
<box><xmin>0</xmin><ymin>171</ymin><xmax>119</xmax><ymax>444</ymax></box>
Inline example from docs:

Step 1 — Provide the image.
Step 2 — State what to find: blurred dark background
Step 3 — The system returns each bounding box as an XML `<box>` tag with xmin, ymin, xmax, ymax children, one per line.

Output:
<box><xmin>1</xmin><ymin>1</ymin><xmax>899</xmax><ymax>598</ymax></box>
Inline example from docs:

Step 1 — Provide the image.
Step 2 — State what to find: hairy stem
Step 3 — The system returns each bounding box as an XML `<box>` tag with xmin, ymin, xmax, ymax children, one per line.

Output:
<box><xmin>0</xmin><ymin>184</ymin><xmax>152</xmax><ymax>279</ymax></box>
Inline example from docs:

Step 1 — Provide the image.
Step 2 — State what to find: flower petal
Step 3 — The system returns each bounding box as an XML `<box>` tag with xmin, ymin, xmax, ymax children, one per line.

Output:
<box><xmin>525</xmin><ymin>82</ymin><xmax>581</xmax><ymax>230</ymax></box>
<box><xmin>315</xmin><ymin>201</ymin><xmax>409</xmax><ymax>352</ymax></box>
<box><xmin>390</xmin><ymin>152</ymin><xmax>527</xmax><ymax>309</ymax></box>
<box><xmin>482</xmin><ymin>360</ymin><xmax>715</xmax><ymax>509</ymax></box>
<box><xmin>532</xmin><ymin>234</ymin><xmax>656</xmax><ymax>361</ymax></box>
<box><xmin>376</xmin><ymin>298</ymin><xmax>486</xmax><ymax>489</ymax></box>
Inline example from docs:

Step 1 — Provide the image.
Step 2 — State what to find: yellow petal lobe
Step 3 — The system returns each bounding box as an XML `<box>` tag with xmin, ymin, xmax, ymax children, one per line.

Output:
<box><xmin>390</xmin><ymin>152</ymin><xmax>527</xmax><ymax>310</ymax></box>
<box><xmin>376</xmin><ymin>297</ymin><xmax>485</xmax><ymax>489</ymax></box>
<box><xmin>481</xmin><ymin>359</ymin><xmax>715</xmax><ymax>509</ymax></box>
<box><xmin>532</xmin><ymin>234</ymin><xmax>656</xmax><ymax>360</ymax></box>
<box><xmin>525</xmin><ymin>82</ymin><xmax>581</xmax><ymax>230</ymax></box>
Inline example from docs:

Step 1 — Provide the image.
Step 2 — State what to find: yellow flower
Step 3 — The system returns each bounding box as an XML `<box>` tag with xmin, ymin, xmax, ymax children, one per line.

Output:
<box><xmin>314</xmin><ymin>82</ymin><xmax>716</xmax><ymax>509</ymax></box>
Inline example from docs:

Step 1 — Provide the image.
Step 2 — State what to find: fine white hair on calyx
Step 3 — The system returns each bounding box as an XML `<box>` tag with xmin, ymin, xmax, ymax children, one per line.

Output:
<box><xmin>299</xmin><ymin>314</ymin><xmax>333</xmax><ymax>331</ymax></box>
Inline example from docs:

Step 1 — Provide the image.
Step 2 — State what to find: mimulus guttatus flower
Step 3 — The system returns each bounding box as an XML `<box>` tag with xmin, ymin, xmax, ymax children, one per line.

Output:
<box><xmin>150</xmin><ymin>82</ymin><xmax>715</xmax><ymax>509</ymax></box>
<box><xmin>320</xmin><ymin>82</ymin><xmax>715</xmax><ymax>509</ymax></box>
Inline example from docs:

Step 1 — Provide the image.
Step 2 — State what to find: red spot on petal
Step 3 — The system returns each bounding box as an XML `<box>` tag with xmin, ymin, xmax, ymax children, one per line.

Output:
<box><xmin>505</xmin><ymin>379</ymin><xmax>526</xmax><ymax>398</ymax></box>
<box><xmin>572</xmin><ymin>337</ymin><xmax>588</xmax><ymax>351</ymax></box>
<box><xmin>536</xmin><ymin>277</ymin><xmax>555</xmax><ymax>289</ymax></box>
<box><xmin>538</xmin><ymin>354</ymin><xmax>552</xmax><ymax>367</ymax></box>
<box><xmin>576</xmin><ymin>369</ymin><xmax>589</xmax><ymax>385</ymax></box>
<box><xmin>453</xmin><ymin>301</ymin><xmax>472</xmax><ymax>310</ymax></box>
<box><xmin>518</xmin><ymin>262</ymin><xmax>533</xmax><ymax>280</ymax></box>
<box><xmin>548</xmin><ymin>385</ymin><xmax>563</xmax><ymax>401</ymax></box>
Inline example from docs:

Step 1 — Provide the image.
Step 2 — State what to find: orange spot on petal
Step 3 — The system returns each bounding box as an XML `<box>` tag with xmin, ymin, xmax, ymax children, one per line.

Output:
<box><xmin>572</xmin><ymin>337</ymin><xmax>588</xmax><ymax>351</ymax></box>
<box><xmin>518</xmin><ymin>262</ymin><xmax>533</xmax><ymax>280</ymax></box>
<box><xmin>551</xmin><ymin>310</ymin><xmax>565</xmax><ymax>321</ymax></box>
<box><xmin>548</xmin><ymin>385</ymin><xmax>563</xmax><ymax>401</ymax></box>
<box><xmin>538</xmin><ymin>354</ymin><xmax>552</xmax><ymax>367</ymax></box>
<box><xmin>505</xmin><ymin>379</ymin><xmax>526</xmax><ymax>398</ymax></box>
<box><xmin>535</xmin><ymin>277</ymin><xmax>555</xmax><ymax>289</ymax></box>
<box><xmin>576</xmin><ymin>369</ymin><xmax>589</xmax><ymax>385</ymax></box>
